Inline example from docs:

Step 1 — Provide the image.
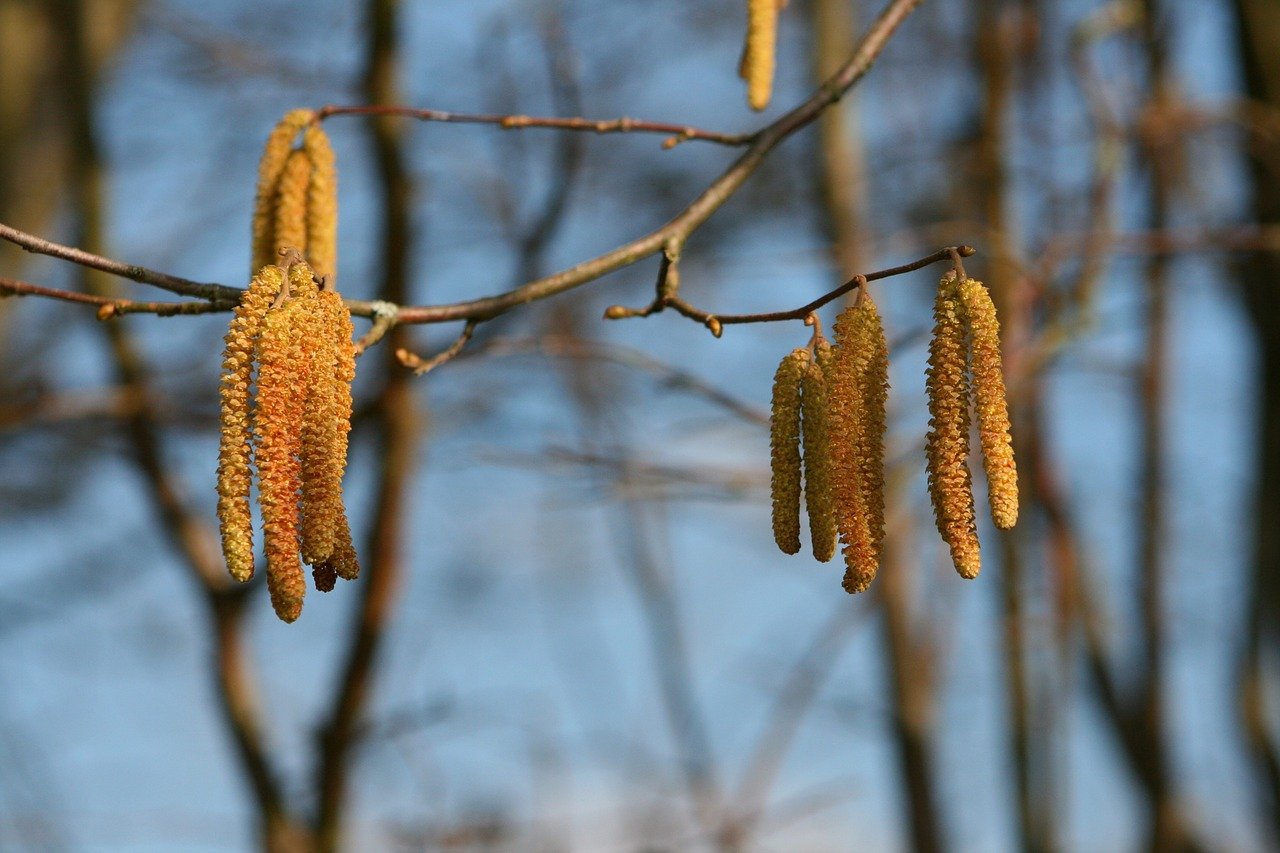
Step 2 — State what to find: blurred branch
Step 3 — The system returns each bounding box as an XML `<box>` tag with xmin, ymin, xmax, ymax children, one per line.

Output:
<box><xmin>721</xmin><ymin>601</ymin><xmax>863</xmax><ymax>846</ymax></box>
<box><xmin>314</xmin><ymin>0</ymin><xmax>420</xmax><ymax>847</ymax></box>
<box><xmin>0</xmin><ymin>0</ymin><xmax>927</xmax><ymax>351</ymax></box>
<box><xmin>469</xmin><ymin>334</ymin><xmax>770</xmax><ymax>426</ymax></box>
<box><xmin>47</xmin><ymin>0</ymin><xmax>298</xmax><ymax>849</ymax></box>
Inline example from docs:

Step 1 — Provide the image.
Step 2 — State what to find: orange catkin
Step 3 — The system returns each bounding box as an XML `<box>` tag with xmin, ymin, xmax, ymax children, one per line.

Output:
<box><xmin>273</xmin><ymin>149</ymin><xmax>311</xmax><ymax>263</ymax></box>
<box><xmin>255</xmin><ymin>281</ymin><xmax>314</xmax><ymax>623</ymax></box>
<box><xmin>957</xmin><ymin>277</ymin><xmax>1018</xmax><ymax>529</ymax></box>
<box><xmin>303</xmin><ymin>124</ymin><xmax>338</xmax><ymax>281</ymax></box>
<box><xmin>925</xmin><ymin>273</ymin><xmax>980</xmax><ymax>579</ymax></box>
<box><xmin>801</xmin><ymin>355</ymin><xmax>837</xmax><ymax>562</ymax></box>
<box><xmin>770</xmin><ymin>348</ymin><xmax>807</xmax><ymax>555</ymax></box>
<box><xmin>251</xmin><ymin>110</ymin><xmax>314</xmax><ymax>274</ymax></box>
<box><xmin>830</xmin><ymin>299</ymin><xmax>887</xmax><ymax>593</ymax></box>
<box><xmin>299</xmin><ymin>285</ymin><xmax>357</xmax><ymax>570</ymax></box>
<box><xmin>217</xmin><ymin>265</ymin><xmax>285</xmax><ymax>582</ymax></box>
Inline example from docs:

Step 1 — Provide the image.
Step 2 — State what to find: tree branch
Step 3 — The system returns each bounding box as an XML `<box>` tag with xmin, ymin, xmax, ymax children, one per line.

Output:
<box><xmin>0</xmin><ymin>0</ymin><xmax>926</xmax><ymax>348</ymax></box>
<box><xmin>317</xmin><ymin>104</ymin><xmax>752</xmax><ymax>149</ymax></box>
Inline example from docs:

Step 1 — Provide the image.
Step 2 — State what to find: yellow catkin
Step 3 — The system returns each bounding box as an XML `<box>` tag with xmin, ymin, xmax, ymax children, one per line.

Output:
<box><xmin>744</xmin><ymin>0</ymin><xmax>778</xmax><ymax>111</ymax></box>
<box><xmin>925</xmin><ymin>273</ymin><xmax>981</xmax><ymax>579</ymax></box>
<box><xmin>216</xmin><ymin>265</ymin><xmax>285</xmax><ymax>582</ymax></box>
<box><xmin>770</xmin><ymin>348</ymin><xmax>807</xmax><ymax>555</ymax></box>
<box><xmin>830</xmin><ymin>301</ymin><xmax>884</xmax><ymax>593</ymax></box>
<box><xmin>299</xmin><ymin>284</ymin><xmax>357</xmax><ymax>570</ymax></box>
<box><xmin>957</xmin><ymin>277</ymin><xmax>1019</xmax><ymax>529</ymax></box>
<box><xmin>303</xmin><ymin>124</ymin><xmax>338</xmax><ymax>281</ymax></box>
<box><xmin>801</xmin><ymin>356</ymin><xmax>837</xmax><ymax>562</ymax></box>
<box><xmin>273</xmin><ymin>149</ymin><xmax>311</xmax><ymax>262</ymax></box>
<box><xmin>852</xmin><ymin>297</ymin><xmax>889</xmax><ymax>560</ymax></box>
<box><xmin>256</xmin><ymin>285</ymin><xmax>314</xmax><ymax>623</ymax></box>
<box><xmin>251</xmin><ymin>109</ymin><xmax>314</xmax><ymax>274</ymax></box>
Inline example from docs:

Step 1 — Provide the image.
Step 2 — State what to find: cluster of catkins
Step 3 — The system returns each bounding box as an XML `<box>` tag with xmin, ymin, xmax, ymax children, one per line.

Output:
<box><xmin>216</xmin><ymin>111</ymin><xmax>358</xmax><ymax>623</ymax></box>
<box><xmin>769</xmin><ymin>275</ymin><xmax>1017</xmax><ymax>590</ymax></box>
<box><xmin>741</xmin><ymin>0</ymin><xmax>787</xmax><ymax>111</ymax></box>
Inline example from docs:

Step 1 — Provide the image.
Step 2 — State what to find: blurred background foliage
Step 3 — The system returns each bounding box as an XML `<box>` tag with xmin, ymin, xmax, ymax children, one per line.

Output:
<box><xmin>1</xmin><ymin>0</ymin><xmax>1279</xmax><ymax>850</ymax></box>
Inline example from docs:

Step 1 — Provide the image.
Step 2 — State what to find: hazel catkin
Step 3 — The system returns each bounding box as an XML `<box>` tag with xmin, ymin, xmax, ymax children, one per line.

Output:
<box><xmin>770</xmin><ymin>348</ymin><xmax>807</xmax><ymax>555</ymax></box>
<box><xmin>303</xmin><ymin>124</ymin><xmax>338</xmax><ymax>281</ymax></box>
<box><xmin>217</xmin><ymin>265</ymin><xmax>285</xmax><ymax>582</ymax></box>
<box><xmin>925</xmin><ymin>273</ymin><xmax>980</xmax><ymax>579</ymax></box>
<box><xmin>299</xmin><ymin>281</ymin><xmax>357</xmax><ymax>571</ymax></box>
<box><xmin>830</xmin><ymin>299</ymin><xmax>886</xmax><ymax>593</ymax></box>
<box><xmin>957</xmin><ymin>277</ymin><xmax>1018</xmax><ymax>530</ymax></box>
<box><xmin>273</xmin><ymin>149</ymin><xmax>312</xmax><ymax>263</ymax></box>
<box><xmin>801</xmin><ymin>356</ymin><xmax>837</xmax><ymax>562</ymax></box>
<box><xmin>744</xmin><ymin>0</ymin><xmax>779</xmax><ymax>111</ymax></box>
<box><xmin>251</xmin><ymin>110</ymin><xmax>314</xmax><ymax>274</ymax></box>
<box><xmin>255</xmin><ymin>289</ymin><xmax>313</xmax><ymax>623</ymax></box>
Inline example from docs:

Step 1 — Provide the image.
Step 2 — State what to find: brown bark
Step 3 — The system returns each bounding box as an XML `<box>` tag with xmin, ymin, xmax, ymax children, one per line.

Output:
<box><xmin>313</xmin><ymin>0</ymin><xmax>420</xmax><ymax>848</ymax></box>
<box><xmin>1230</xmin><ymin>1</ymin><xmax>1280</xmax><ymax>845</ymax></box>
<box><xmin>48</xmin><ymin>1</ymin><xmax>303</xmax><ymax>849</ymax></box>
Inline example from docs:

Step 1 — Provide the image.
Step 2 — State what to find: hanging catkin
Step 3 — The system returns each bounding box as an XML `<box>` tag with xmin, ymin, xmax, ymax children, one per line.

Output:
<box><xmin>743</xmin><ymin>0</ymin><xmax>779</xmax><ymax>111</ymax></box>
<box><xmin>925</xmin><ymin>273</ymin><xmax>980</xmax><ymax>579</ymax></box>
<box><xmin>847</xmin><ymin>297</ymin><xmax>888</xmax><ymax>559</ymax></box>
<box><xmin>801</xmin><ymin>353</ymin><xmax>837</xmax><ymax>562</ymax></box>
<box><xmin>303</xmin><ymin>124</ymin><xmax>338</xmax><ymax>281</ymax></box>
<box><xmin>251</xmin><ymin>110</ymin><xmax>314</xmax><ymax>274</ymax></box>
<box><xmin>957</xmin><ymin>277</ymin><xmax>1018</xmax><ymax>529</ymax></box>
<box><xmin>770</xmin><ymin>348</ymin><xmax>807</xmax><ymax>555</ymax></box>
<box><xmin>830</xmin><ymin>299</ymin><xmax>886</xmax><ymax>593</ymax></box>
<box><xmin>273</xmin><ymin>149</ymin><xmax>311</xmax><ymax>262</ymax></box>
<box><xmin>255</xmin><ymin>272</ymin><xmax>316</xmax><ymax>623</ymax></box>
<box><xmin>299</xmin><ymin>281</ymin><xmax>357</xmax><ymax>571</ymax></box>
<box><xmin>217</xmin><ymin>265</ymin><xmax>285</xmax><ymax>582</ymax></box>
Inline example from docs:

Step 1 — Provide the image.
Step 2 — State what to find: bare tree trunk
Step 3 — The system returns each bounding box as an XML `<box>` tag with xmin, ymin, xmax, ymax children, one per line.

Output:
<box><xmin>974</xmin><ymin>3</ymin><xmax>1048</xmax><ymax>850</ymax></box>
<box><xmin>1229</xmin><ymin>1</ymin><xmax>1280</xmax><ymax>845</ymax></box>
<box><xmin>810</xmin><ymin>1</ymin><xmax>944</xmax><ymax>851</ymax></box>
<box><xmin>314</xmin><ymin>0</ymin><xmax>421</xmax><ymax>849</ymax></box>
<box><xmin>48</xmin><ymin>2</ymin><xmax>305</xmax><ymax>849</ymax></box>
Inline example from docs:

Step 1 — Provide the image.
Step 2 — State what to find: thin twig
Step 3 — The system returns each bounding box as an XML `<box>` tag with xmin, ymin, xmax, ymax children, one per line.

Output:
<box><xmin>607</xmin><ymin>246</ymin><xmax>973</xmax><ymax>335</ymax></box>
<box><xmin>316</xmin><ymin>104</ymin><xmax>754</xmax><ymax>149</ymax></box>
<box><xmin>0</xmin><ymin>275</ymin><xmax>220</xmax><ymax>317</ymax></box>
<box><xmin>395</xmin><ymin>320</ymin><xmax>476</xmax><ymax>375</ymax></box>
<box><xmin>0</xmin><ymin>0</ymin><xmax>925</xmax><ymax>342</ymax></box>
<box><xmin>0</xmin><ymin>221</ymin><xmax>238</xmax><ymax>303</ymax></box>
